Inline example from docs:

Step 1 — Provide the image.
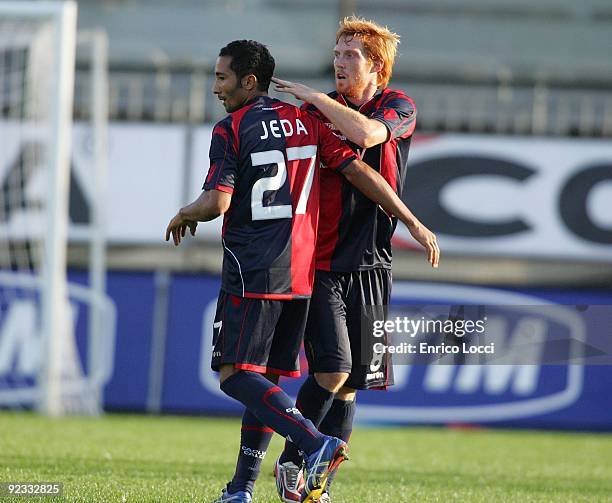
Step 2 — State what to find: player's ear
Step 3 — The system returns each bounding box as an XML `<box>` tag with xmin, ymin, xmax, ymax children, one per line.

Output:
<box><xmin>242</xmin><ymin>73</ymin><xmax>258</xmax><ymax>91</ymax></box>
<box><xmin>371</xmin><ymin>58</ymin><xmax>383</xmax><ymax>74</ymax></box>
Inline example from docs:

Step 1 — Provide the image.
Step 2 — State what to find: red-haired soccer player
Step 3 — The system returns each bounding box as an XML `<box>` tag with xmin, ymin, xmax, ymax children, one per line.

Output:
<box><xmin>273</xmin><ymin>17</ymin><xmax>438</xmax><ymax>502</ymax></box>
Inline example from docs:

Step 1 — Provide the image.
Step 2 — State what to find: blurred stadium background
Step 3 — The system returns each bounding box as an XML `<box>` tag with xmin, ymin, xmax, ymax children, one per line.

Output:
<box><xmin>1</xmin><ymin>0</ymin><xmax>612</xmax><ymax>501</ymax></box>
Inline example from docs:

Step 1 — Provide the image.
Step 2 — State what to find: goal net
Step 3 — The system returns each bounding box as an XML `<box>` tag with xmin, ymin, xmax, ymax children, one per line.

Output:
<box><xmin>0</xmin><ymin>1</ymin><xmax>115</xmax><ymax>415</ymax></box>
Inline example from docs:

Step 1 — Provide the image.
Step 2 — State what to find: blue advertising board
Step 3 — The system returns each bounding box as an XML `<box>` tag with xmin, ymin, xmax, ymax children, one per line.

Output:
<box><xmin>1</xmin><ymin>270</ymin><xmax>611</xmax><ymax>430</ymax></box>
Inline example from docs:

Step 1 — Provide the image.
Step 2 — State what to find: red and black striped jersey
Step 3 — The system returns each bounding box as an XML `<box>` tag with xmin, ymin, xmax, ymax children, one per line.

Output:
<box><xmin>302</xmin><ymin>88</ymin><xmax>416</xmax><ymax>272</ymax></box>
<box><xmin>203</xmin><ymin>95</ymin><xmax>356</xmax><ymax>299</ymax></box>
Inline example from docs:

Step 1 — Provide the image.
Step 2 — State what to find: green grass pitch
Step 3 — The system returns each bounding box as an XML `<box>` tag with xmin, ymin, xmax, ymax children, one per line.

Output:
<box><xmin>1</xmin><ymin>412</ymin><xmax>612</xmax><ymax>502</ymax></box>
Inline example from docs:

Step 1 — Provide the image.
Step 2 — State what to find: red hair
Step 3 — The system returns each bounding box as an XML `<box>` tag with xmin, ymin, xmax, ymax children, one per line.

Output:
<box><xmin>336</xmin><ymin>16</ymin><xmax>400</xmax><ymax>88</ymax></box>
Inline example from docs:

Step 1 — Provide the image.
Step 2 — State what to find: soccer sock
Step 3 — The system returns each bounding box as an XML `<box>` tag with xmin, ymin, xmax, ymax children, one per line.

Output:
<box><xmin>220</xmin><ymin>371</ymin><xmax>324</xmax><ymax>456</ymax></box>
<box><xmin>228</xmin><ymin>409</ymin><xmax>273</xmax><ymax>495</ymax></box>
<box><xmin>279</xmin><ymin>375</ymin><xmax>335</xmax><ymax>466</ymax></box>
<box><xmin>318</xmin><ymin>398</ymin><xmax>356</xmax><ymax>493</ymax></box>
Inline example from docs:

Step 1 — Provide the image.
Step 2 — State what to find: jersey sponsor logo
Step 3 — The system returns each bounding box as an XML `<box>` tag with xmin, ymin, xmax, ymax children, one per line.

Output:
<box><xmin>259</xmin><ymin>118</ymin><xmax>308</xmax><ymax>139</ymax></box>
<box><xmin>323</xmin><ymin>122</ymin><xmax>346</xmax><ymax>141</ymax></box>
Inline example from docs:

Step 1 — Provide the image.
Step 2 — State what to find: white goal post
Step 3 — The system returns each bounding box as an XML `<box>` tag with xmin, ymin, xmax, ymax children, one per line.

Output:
<box><xmin>0</xmin><ymin>1</ymin><xmax>115</xmax><ymax>416</ymax></box>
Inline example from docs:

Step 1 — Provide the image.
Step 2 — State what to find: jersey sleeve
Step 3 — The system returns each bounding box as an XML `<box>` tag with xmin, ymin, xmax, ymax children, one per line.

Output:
<box><xmin>203</xmin><ymin>120</ymin><xmax>238</xmax><ymax>194</ymax></box>
<box><xmin>371</xmin><ymin>91</ymin><xmax>417</xmax><ymax>140</ymax></box>
<box><xmin>316</xmin><ymin>119</ymin><xmax>356</xmax><ymax>172</ymax></box>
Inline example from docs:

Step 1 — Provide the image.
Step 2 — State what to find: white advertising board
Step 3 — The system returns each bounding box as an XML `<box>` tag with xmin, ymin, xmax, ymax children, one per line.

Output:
<box><xmin>394</xmin><ymin>135</ymin><xmax>612</xmax><ymax>261</ymax></box>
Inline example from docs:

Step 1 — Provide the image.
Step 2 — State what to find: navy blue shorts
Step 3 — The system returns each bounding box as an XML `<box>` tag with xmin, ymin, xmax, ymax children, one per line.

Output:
<box><xmin>211</xmin><ymin>290</ymin><xmax>309</xmax><ymax>377</ymax></box>
<box><xmin>304</xmin><ymin>269</ymin><xmax>394</xmax><ymax>390</ymax></box>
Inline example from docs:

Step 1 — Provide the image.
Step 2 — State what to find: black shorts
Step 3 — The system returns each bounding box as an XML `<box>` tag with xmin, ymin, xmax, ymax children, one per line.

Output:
<box><xmin>211</xmin><ymin>290</ymin><xmax>309</xmax><ymax>377</ymax></box>
<box><xmin>304</xmin><ymin>269</ymin><xmax>394</xmax><ymax>390</ymax></box>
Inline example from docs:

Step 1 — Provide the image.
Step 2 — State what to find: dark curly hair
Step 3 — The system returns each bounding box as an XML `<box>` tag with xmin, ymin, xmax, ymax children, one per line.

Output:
<box><xmin>219</xmin><ymin>40</ymin><xmax>275</xmax><ymax>92</ymax></box>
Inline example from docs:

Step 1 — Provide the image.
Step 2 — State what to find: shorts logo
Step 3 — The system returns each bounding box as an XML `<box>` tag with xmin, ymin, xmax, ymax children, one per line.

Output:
<box><xmin>285</xmin><ymin>407</ymin><xmax>300</xmax><ymax>415</ymax></box>
<box><xmin>366</xmin><ymin>371</ymin><xmax>385</xmax><ymax>381</ymax></box>
<box><xmin>212</xmin><ymin>321</ymin><xmax>223</xmax><ymax>348</ymax></box>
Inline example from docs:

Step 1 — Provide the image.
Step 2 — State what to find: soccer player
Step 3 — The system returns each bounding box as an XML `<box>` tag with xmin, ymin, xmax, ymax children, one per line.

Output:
<box><xmin>271</xmin><ymin>16</ymin><xmax>438</xmax><ymax>501</ymax></box>
<box><xmin>166</xmin><ymin>40</ymin><xmax>437</xmax><ymax>503</ymax></box>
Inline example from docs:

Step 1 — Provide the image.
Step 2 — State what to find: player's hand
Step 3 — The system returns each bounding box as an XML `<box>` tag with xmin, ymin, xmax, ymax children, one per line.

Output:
<box><xmin>165</xmin><ymin>211</ymin><xmax>197</xmax><ymax>246</ymax></box>
<box><xmin>272</xmin><ymin>77</ymin><xmax>320</xmax><ymax>103</ymax></box>
<box><xmin>407</xmin><ymin>221</ymin><xmax>440</xmax><ymax>268</ymax></box>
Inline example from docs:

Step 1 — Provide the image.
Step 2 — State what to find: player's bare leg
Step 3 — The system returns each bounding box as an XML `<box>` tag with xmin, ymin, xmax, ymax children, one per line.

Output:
<box><xmin>314</xmin><ymin>373</ymin><xmax>349</xmax><ymax>393</ymax></box>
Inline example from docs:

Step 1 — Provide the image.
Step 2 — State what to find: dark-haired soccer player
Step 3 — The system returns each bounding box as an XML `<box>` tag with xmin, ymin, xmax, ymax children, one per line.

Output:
<box><xmin>272</xmin><ymin>16</ymin><xmax>438</xmax><ymax>502</ymax></box>
<box><xmin>165</xmin><ymin>40</ymin><xmax>438</xmax><ymax>503</ymax></box>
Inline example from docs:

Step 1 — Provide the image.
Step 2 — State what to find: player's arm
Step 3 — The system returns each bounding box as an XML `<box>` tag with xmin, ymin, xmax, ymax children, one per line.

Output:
<box><xmin>272</xmin><ymin>77</ymin><xmax>387</xmax><ymax>148</ymax></box>
<box><xmin>341</xmin><ymin>159</ymin><xmax>440</xmax><ymax>267</ymax></box>
<box><xmin>317</xmin><ymin>115</ymin><xmax>437</xmax><ymax>266</ymax></box>
<box><xmin>165</xmin><ymin>119</ymin><xmax>238</xmax><ymax>246</ymax></box>
<box><xmin>165</xmin><ymin>190</ymin><xmax>231</xmax><ymax>246</ymax></box>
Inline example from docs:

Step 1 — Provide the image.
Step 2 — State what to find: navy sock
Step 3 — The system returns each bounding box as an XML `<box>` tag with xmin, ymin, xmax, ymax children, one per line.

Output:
<box><xmin>318</xmin><ymin>398</ymin><xmax>356</xmax><ymax>493</ymax></box>
<box><xmin>280</xmin><ymin>375</ymin><xmax>335</xmax><ymax>465</ymax></box>
<box><xmin>220</xmin><ymin>371</ymin><xmax>324</xmax><ymax>456</ymax></box>
<box><xmin>228</xmin><ymin>409</ymin><xmax>273</xmax><ymax>495</ymax></box>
